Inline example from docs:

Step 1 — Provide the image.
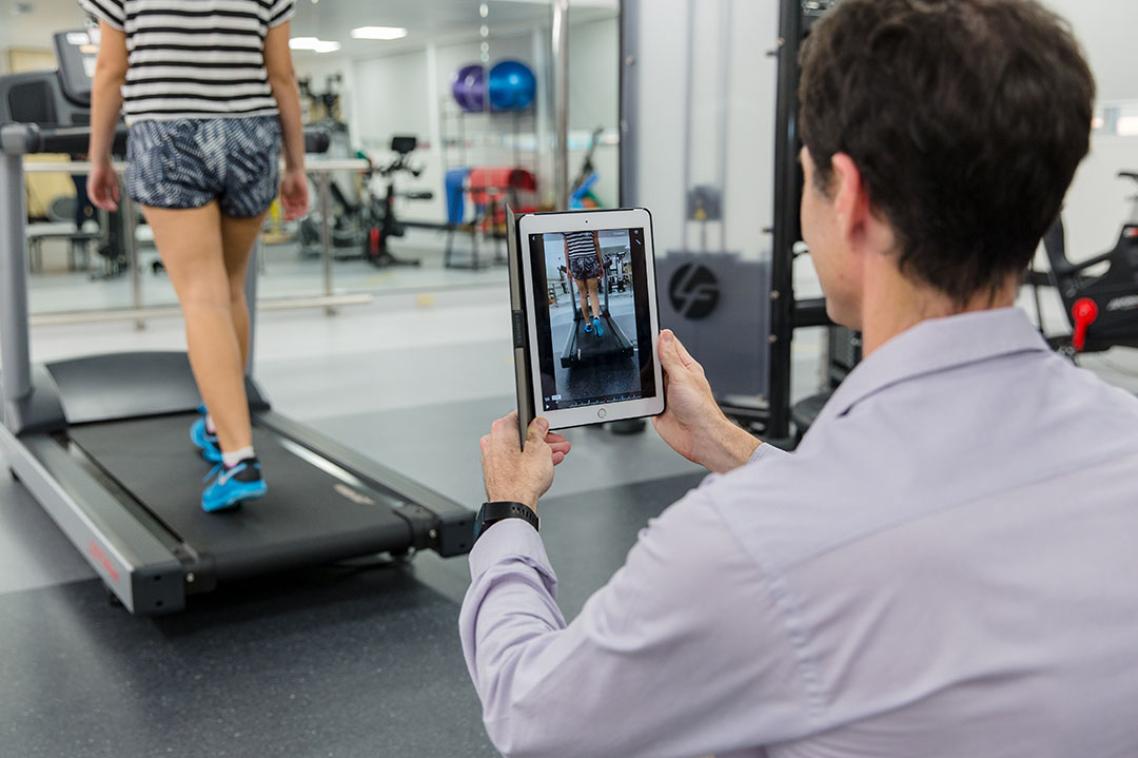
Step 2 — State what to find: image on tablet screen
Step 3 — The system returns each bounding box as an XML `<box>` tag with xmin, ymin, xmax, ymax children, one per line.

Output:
<box><xmin>528</xmin><ymin>227</ymin><xmax>657</xmax><ymax>412</ymax></box>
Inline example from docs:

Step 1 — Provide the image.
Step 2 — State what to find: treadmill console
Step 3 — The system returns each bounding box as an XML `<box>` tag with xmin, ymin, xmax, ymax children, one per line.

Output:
<box><xmin>53</xmin><ymin>30</ymin><xmax>97</xmax><ymax>111</ymax></box>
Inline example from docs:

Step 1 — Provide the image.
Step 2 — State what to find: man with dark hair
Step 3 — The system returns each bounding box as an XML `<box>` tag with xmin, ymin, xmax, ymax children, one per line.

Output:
<box><xmin>462</xmin><ymin>1</ymin><xmax>1138</xmax><ymax>756</ymax></box>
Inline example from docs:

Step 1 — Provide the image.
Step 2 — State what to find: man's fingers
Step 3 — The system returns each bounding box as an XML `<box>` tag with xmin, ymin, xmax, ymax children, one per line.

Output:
<box><xmin>547</xmin><ymin>438</ymin><xmax>571</xmax><ymax>456</ymax></box>
<box><xmin>552</xmin><ymin>451</ymin><xmax>566</xmax><ymax>466</ymax></box>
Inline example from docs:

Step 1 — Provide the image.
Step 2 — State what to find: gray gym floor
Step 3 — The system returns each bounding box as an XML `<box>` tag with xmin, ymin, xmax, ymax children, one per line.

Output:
<box><xmin>4</xmin><ymin>252</ymin><xmax>1137</xmax><ymax>755</ymax></box>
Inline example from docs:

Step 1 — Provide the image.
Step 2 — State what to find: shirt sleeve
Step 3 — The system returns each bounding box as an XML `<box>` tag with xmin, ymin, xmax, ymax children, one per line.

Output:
<box><xmin>78</xmin><ymin>0</ymin><xmax>125</xmax><ymax>31</ymax></box>
<box><xmin>267</xmin><ymin>0</ymin><xmax>295</xmax><ymax>28</ymax></box>
<box><xmin>751</xmin><ymin>441</ymin><xmax>791</xmax><ymax>464</ymax></box>
<box><xmin>459</xmin><ymin>489</ymin><xmax>815</xmax><ymax>757</ymax></box>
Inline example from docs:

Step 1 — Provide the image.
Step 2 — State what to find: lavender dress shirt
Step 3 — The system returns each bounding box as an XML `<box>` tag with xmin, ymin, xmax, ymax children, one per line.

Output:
<box><xmin>460</xmin><ymin>308</ymin><xmax>1138</xmax><ymax>758</ymax></box>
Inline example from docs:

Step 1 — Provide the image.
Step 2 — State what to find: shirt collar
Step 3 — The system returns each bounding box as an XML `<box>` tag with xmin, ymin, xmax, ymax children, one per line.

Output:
<box><xmin>816</xmin><ymin>307</ymin><xmax>1050</xmax><ymax>424</ymax></box>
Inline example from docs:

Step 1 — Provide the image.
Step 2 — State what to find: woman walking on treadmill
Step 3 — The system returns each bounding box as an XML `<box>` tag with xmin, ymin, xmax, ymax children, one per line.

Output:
<box><xmin>563</xmin><ymin>230</ymin><xmax>606</xmax><ymax>336</ymax></box>
<box><xmin>82</xmin><ymin>0</ymin><xmax>308</xmax><ymax>512</ymax></box>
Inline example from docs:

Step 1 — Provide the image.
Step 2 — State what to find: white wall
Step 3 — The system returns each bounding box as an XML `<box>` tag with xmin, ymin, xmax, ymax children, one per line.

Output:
<box><xmin>1044</xmin><ymin>0</ymin><xmax>1138</xmax><ymax>103</ymax></box>
<box><xmin>632</xmin><ymin>0</ymin><xmax>778</xmax><ymax>261</ymax></box>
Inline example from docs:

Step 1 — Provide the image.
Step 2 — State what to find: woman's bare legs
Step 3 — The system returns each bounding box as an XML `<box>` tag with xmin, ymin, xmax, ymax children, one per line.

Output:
<box><xmin>220</xmin><ymin>211</ymin><xmax>268</xmax><ymax>370</ymax></box>
<box><xmin>575</xmin><ymin>278</ymin><xmax>589</xmax><ymax>317</ymax></box>
<box><xmin>142</xmin><ymin>202</ymin><xmax>251</xmax><ymax>454</ymax></box>
<box><xmin>586</xmin><ymin>277</ymin><xmax>603</xmax><ymax>320</ymax></box>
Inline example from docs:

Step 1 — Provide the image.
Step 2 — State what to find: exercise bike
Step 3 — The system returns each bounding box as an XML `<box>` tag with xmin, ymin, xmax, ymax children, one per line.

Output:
<box><xmin>360</xmin><ymin>136</ymin><xmax>433</xmax><ymax>268</ymax></box>
<box><xmin>1040</xmin><ymin>171</ymin><xmax>1138</xmax><ymax>356</ymax></box>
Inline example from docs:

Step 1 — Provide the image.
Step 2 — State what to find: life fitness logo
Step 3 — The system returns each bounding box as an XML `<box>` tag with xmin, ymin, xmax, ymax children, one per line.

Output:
<box><xmin>669</xmin><ymin>263</ymin><xmax>720</xmax><ymax>320</ymax></box>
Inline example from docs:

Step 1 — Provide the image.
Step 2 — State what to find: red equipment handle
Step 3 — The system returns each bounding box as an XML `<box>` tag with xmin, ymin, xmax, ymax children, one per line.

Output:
<box><xmin>1071</xmin><ymin>297</ymin><xmax>1098</xmax><ymax>352</ymax></box>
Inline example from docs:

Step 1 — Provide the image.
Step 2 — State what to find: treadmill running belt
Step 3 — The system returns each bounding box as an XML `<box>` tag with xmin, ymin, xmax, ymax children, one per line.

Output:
<box><xmin>561</xmin><ymin>314</ymin><xmax>635</xmax><ymax>368</ymax></box>
<box><xmin>69</xmin><ymin>414</ymin><xmax>414</xmax><ymax>581</ymax></box>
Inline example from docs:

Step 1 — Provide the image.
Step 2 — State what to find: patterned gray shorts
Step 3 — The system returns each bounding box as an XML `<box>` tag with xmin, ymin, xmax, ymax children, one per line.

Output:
<box><xmin>569</xmin><ymin>254</ymin><xmax>603</xmax><ymax>281</ymax></box>
<box><xmin>125</xmin><ymin>116</ymin><xmax>282</xmax><ymax>218</ymax></box>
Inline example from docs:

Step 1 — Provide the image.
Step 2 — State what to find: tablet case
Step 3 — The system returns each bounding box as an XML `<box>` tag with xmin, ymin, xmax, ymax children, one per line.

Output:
<box><xmin>506</xmin><ymin>205</ymin><xmax>535</xmax><ymax>450</ymax></box>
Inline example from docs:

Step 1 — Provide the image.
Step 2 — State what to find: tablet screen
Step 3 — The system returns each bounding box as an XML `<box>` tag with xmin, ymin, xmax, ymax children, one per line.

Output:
<box><xmin>528</xmin><ymin>227</ymin><xmax>657</xmax><ymax>412</ymax></box>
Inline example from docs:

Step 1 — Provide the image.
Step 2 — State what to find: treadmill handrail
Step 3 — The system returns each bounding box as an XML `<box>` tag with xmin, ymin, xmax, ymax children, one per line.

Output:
<box><xmin>2</xmin><ymin>124</ymin><xmax>325</xmax><ymax>157</ymax></box>
<box><xmin>0</xmin><ymin>123</ymin><xmax>129</xmax><ymax>156</ymax></box>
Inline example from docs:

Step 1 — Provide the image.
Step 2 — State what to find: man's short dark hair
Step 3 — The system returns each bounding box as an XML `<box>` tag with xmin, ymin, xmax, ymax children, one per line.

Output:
<box><xmin>799</xmin><ymin>0</ymin><xmax>1095</xmax><ymax>303</ymax></box>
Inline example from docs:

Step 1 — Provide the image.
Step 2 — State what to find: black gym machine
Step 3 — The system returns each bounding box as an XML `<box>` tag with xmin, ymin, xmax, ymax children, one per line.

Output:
<box><xmin>298</xmin><ymin>135</ymin><xmax>433</xmax><ymax>268</ymax></box>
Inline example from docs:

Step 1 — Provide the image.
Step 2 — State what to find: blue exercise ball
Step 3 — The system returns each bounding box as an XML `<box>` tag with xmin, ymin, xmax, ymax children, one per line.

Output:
<box><xmin>488</xmin><ymin>60</ymin><xmax>537</xmax><ymax>111</ymax></box>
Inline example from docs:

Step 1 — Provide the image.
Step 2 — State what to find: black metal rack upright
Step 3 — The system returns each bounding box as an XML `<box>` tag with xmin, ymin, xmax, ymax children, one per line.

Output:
<box><xmin>766</xmin><ymin>0</ymin><xmax>841</xmax><ymax>441</ymax></box>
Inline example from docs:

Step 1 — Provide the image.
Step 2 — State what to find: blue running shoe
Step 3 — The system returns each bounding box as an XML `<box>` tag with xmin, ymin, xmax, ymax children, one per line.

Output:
<box><xmin>584</xmin><ymin>320</ymin><xmax>593</xmax><ymax>334</ymax></box>
<box><xmin>190</xmin><ymin>417</ymin><xmax>223</xmax><ymax>463</ymax></box>
<box><xmin>201</xmin><ymin>458</ymin><xmax>267</xmax><ymax>513</ymax></box>
<box><xmin>593</xmin><ymin>316</ymin><xmax>605</xmax><ymax>336</ymax></box>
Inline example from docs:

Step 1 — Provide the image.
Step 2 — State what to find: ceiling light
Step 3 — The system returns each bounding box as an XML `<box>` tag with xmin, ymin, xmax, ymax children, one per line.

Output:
<box><xmin>289</xmin><ymin>37</ymin><xmax>341</xmax><ymax>53</ymax></box>
<box><xmin>351</xmin><ymin>26</ymin><xmax>408</xmax><ymax>41</ymax></box>
<box><xmin>1118</xmin><ymin>116</ymin><xmax>1138</xmax><ymax>137</ymax></box>
<box><xmin>479</xmin><ymin>3</ymin><xmax>489</xmax><ymax>17</ymax></box>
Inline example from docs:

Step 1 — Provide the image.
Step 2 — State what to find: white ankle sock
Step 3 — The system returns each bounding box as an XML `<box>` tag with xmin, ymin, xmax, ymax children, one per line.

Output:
<box><xmin>222</xmin><ymin>446</ymin><xmax>255</xmax><ymax>468</ymax></box>
<box><xmin>205</xmin><ymin>414</ymin><xmax>217</xmax><ymax>434</ymax></box>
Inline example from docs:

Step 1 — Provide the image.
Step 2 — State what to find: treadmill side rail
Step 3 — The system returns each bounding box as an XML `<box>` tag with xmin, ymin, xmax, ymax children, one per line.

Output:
<box><xmin>256</xmin><ymin>410</ymin><xmax>475</xmax><ymax>557</ymax></box>
<box><xmin>0</xmin><ymin>427</ymin><xmax>186</xmax><ymax>614</ymax></box>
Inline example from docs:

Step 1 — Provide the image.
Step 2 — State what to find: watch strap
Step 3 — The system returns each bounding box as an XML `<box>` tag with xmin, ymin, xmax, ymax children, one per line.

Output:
<box><xmin>474</xmin><ymin>501</ymin><xmax>539</xmax><ymax>542</ymax></box>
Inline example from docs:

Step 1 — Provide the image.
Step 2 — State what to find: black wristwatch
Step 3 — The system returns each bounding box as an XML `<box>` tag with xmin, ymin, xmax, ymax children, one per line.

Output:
<box><xmin>473</xmin><ymin>501</ymin><xmax>539</xmax><ymax>542</ymax></box>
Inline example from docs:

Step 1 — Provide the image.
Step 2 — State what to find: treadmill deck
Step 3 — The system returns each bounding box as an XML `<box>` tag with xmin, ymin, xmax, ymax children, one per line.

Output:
<box><xmin>69</xmin><ymin>413</ymin><xmax>415</xmax><ymax>581</ymax></box>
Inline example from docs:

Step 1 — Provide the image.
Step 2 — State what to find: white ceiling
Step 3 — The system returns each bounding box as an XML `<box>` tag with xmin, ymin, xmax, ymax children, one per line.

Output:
<box><xmin>291</xmin><ymin>0</ymin><xmax>617</xmax><ymax>60</ymax></box>
<box><xmin>0</xmin><ymin>0</ymin><xmax>617</xmax><ymax>59</ymax></box>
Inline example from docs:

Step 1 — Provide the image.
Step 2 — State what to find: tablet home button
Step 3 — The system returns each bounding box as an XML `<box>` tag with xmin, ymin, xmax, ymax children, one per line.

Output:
<box><xmin>597</xmin><ymin>408</ymin><xmax>607</xmax><ymax>419</ymax></box>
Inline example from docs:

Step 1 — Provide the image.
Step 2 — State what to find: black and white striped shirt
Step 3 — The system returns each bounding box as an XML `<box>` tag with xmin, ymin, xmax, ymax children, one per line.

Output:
<box><xmin>565</xmin><ymin>231</ymin><xmax>598</xmax><ymax>262</ymax></box>
<box><xmin>78</xmin><ymin>0</ymin><xmax>294</xmax><ymax>124</ymax></box>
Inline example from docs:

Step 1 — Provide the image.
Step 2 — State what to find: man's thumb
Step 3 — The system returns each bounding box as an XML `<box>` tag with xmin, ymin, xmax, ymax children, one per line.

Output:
<box><xmin>658</xmin><ymin>330</ymin><xmax>684</xmax><ymax>369</ymax></box>
<box><xmin>529</xmin><ymin>417</ymin><xmax>550</xmax><ymax>439</ymax></box>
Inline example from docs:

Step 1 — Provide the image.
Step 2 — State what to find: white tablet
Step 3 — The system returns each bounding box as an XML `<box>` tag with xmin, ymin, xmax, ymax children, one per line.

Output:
<box><xmin>513</xmin><ymin>208</ymin><xmax>664</xmax><ymax>432</ymax></box>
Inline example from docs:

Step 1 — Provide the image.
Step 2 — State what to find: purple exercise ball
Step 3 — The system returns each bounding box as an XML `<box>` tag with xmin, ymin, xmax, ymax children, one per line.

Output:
<box><xmin>452</xmin><ymin>64</ymin><xmax>486</xmax><ymax>113</ymax></box>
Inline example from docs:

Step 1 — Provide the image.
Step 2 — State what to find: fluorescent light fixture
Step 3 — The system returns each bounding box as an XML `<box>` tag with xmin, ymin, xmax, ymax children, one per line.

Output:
<box><xmin>351</xmin><ymin>26</ymin><xmax>408</xmax><ymax>41</ymax></box>
<box><xmin>1117</xmin><ymin>116</ymin><xmax>1138</xmax><ymax>137</ymax></box>
<box><xmin>289</xmin><ymin>36</ymin><xmax>341</xmax><ymax>53</ymax></box>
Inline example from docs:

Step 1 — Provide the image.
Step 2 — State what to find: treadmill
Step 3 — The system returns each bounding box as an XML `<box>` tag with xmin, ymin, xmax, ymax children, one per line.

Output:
<box><xmin>561</xmin><ymin>253</ymin><xmax>635</xmax><ymax>368</ymax></box>
<box><xmin>0</xmin><ymin>32</ymin><xmax>473</xmax><ymax>615</ymax></box>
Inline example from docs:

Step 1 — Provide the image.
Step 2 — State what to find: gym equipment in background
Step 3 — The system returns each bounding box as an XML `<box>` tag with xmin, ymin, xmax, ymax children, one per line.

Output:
<box><xmin>300</xmin><ymin>137</ymin><xmax>434</xmax><ymax>267</ymax></box>
<box><xmin>658</xmin><ymin>0</ymin><xmax>768</xmax><ymax>424</ymax></box>
<box><xmin>361</xmin><ymin>135</ymin><xmax>433</xmax><ymax>268</ymax></box>
<box><xmin>452</xmin><ymin>64</ymin><xmax>486</xmax><ymax>113</ymax></box>
<box><xmin>1040</xmin><ymin>172</ymin><xmax>1138</xmax><ymax>355</ymax></box>
<box><xmin>0</xmin><ymin>33</ymin><xmax>472</xmax><ymax>616</ymax></box>
<box><xmin>487</xmin><ymin>60</ymin><xmax>537</xmax><ymax>111</ymax></box>
<box><xmin>570</xmin><ymin>127</ymin><xmax>605</xmax><ymax>210</ymax></box>
<box><xmin>445</xmin><ymin>167</ymin><xmax>471</xmax><ymax>226</ymax></box>
<box><xmin>445</xmin><ymin>166</ymin><xmax>538</xmax><ymax>270</ymax></box>
<box><xmin>450</xmin><ymin>60</ymin><xmax>536</xmax><ymax>113</ymax></box>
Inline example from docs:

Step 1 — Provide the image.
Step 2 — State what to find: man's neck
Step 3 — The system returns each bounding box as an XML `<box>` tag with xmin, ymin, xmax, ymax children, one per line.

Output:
<box><xmin>859</xmin><ymin>266</ymin><xmax>1018</xmax><ymax>357</ymax></box>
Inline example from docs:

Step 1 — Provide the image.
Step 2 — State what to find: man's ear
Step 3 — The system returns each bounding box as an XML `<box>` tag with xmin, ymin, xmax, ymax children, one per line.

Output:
<box><xmin>830</xmin><ymin>153</ymin><xmax>870</xmax><ymax>250</ymax></box>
